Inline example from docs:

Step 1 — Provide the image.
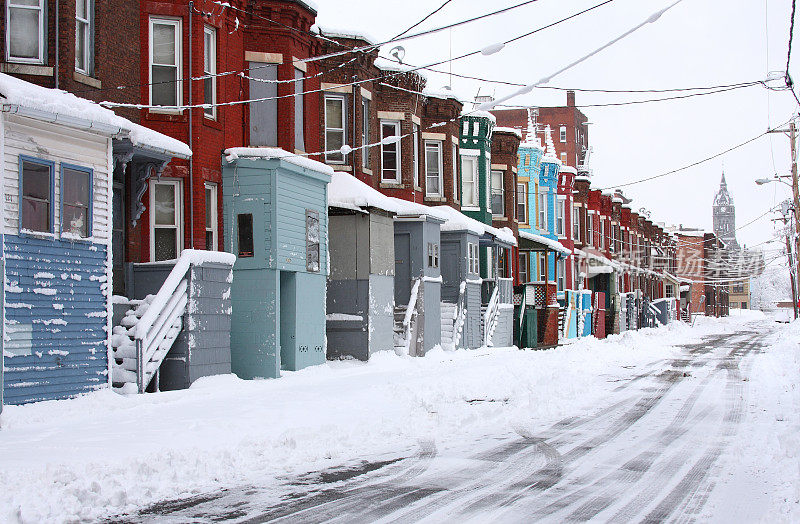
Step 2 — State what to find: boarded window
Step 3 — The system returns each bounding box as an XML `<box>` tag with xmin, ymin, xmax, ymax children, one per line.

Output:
<box><xmin>237</xmin><ymin>213</ymin><xmax>254</xmax><ymax>257</ymax></box>
<box><xmin>249</xmin><ymin>62</ymin><xmax>278</xmax><ymax>146</ymax></box>
<box><xmin>306</xmin><ymin>210</ymin><xmax>320</xmax><ymax>272</ymax></box>
<box><xmin>295</xmin><ymin>67</ymin><xmax>305</xmax><ymax>151</ymax></box>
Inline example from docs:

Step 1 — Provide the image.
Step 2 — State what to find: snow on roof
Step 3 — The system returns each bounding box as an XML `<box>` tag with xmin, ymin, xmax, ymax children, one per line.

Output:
<box><xmin>422</xmin><ymin>86</ymin><xmax>464</xmax><ymax>103</ymax></box>
<box><xmin>224</xmin><ymin>147</ymin><xmax>333</xmax><ymax>176</ymax></box>
<box><xmin>314</xmin><ymin>24</ymin><xmax>376</xmax><ymax>45</ymax></box>
<box><xmin>519</xmin><ymin>231</ymin><xmax>570</xmax><ymax>255</ymax></box>
<box><xmin>461</xmin><ymin>108</ymin><xmax>497</xmax><ymax>123</ymax></box>
<box><xmin>560</xmin><ymin>165</ymin><xmax>578</xmax><ymax>175</ymax></box>
<box><xmin>493</xmin><ymin>126</ymin><xmax>522</xmax><ymax>139</ymax></box>
<box><xmin>373</xmin><ymin>57</ymin><xmax>427</xmax><ymax>78</ymax></box>
<box><xmin>435</xmin><ymin>204</ymin><xmax>516</xmax><ymax>245</ymax></box>
<box><xmin>0</xmin><ymin>73</ymin><xmax>191</xmax><ymax>158</ymax></box>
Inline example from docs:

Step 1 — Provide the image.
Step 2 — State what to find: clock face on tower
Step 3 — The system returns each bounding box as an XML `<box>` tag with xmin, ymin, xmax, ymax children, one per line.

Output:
<box><xmin>720</xmin><ymin>207</ymin><xmax>727</xmax><ymax>213</ymax></box>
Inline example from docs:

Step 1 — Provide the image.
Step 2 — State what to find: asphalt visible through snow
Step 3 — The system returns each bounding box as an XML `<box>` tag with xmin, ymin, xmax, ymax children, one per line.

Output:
<box><xmin>114</xmin><ymin>321</ymin><xmax>772</xmax><ymax>523</ymax></box>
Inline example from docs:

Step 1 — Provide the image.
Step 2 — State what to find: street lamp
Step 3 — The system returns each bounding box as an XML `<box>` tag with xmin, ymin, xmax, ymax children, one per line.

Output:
<box><xmin>755</xmin><ymin>175</ymin><xmax>792</xmax><ymax>187</ymax></box>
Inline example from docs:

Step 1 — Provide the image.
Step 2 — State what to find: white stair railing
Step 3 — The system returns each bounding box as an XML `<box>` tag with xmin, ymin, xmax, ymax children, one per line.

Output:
<box><xmin>402</xmin><ymin>278</ymin><xmax>422</xmax><ymax>356</ymax></box>
<box><xmin>484</xmin><ymin>284</ymin><xmax>500</xmax><ymax>347</ymax></box>
<box><xmin>452</xmin><ymin>281</ymin><xmax>467</xmax><ymax>348</ymax></box>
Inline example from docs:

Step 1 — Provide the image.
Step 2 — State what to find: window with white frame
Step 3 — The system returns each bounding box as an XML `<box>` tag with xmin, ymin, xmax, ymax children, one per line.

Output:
<box><xmin>203</xmin><ymin>26</ymin><xmax>217</xmax><ymax>119</ymax></box>
<box><xmin>150</xmin><ymin>179</ymin><xmax>183</xmax><ymax>261</ymax></box>
<box><xmin>75</xmin><ymin>0</ymin><xmax>92</xmax><ymax>74</ymax></box>
<box><xmin>461</xmin><ymin>156</ymin><xmax>478</xmax><ymax>207</ymax></box>
<box><xmin>412</xmin><ymin>123</ymin><xmax>419</xmax><ymax>187</ymax></box>
<box><xmin>491</xmin><ymin>170</ymin><xmax>504</xmax><ymax>216</ymax></box>
<box><xmin>560</xmin><ymin>152</ymin><xmax>567</xmax><ymax>164</ymax></box>
<box><xmin>452</xmin><ymin>143</ymin><xmax>458</xmax><ymax>200</ymax></box>
<box><xmin>519</xmin><ymin>252</ymin><xmax>529</xmax><ymax>283</ymax></box>
<box><xmin>381</xmin><ymin>120</ymin><xmax>401</xmax><ymax>182</ymax></box>
<box><xmin>204</xmin><ymin>182</ymin><xmax>218</xmax><ymax>250</ymax></box>
<box><xmin>516</xmin><ymin>183</ymin><xmax>527</xmax><ymax>223</ymax></box>
<box><xmin>538</xmin><ymin>191</ymin><xmax>547</xmax><ymax>230</ymax></box>
<box><xmin>556</xmin><ymin>198</ymin><xmax>565</xmax><ymax>236</ymax></box>
<box><xmin>62</xmin><ymin>165</ymin><xmax>92</xmax><ymax>238</ymax></box>
<box><xmin>6</xmin><ymin>0</ymin><xmax>44</xmax><ymax>64</ymax></box>
<box><xmin>599</xmin><ymin>218</ymin><xmax>605</xmax><ymax>249</ymax></box>
<box><xmin>468</xmin><ymin>243</ymin><xmax>479</xmax><ymax>274</ymax></box>
<box><xmin>294</xmin><ymin>67</ymin><xmax>304</xmax><ymax>150</ymax></box>
<box><xmin>325</xmin><ymin>95</ymin><xmax>346</xmax><ymax>163</ymax></box>
<box><xmin>557</xmin><ymin>260</ymin><xmax>565</xmax><ymax>290</ymax></box>
<box><xmin>361</xmin><ymin>97</ymin><xmax>370</xmax><ymax>168</ymax></box>
<box><xmin>150</xmin><ymin>17</ymin><xmax>182</xmax><ymax>108</ymax></box>
<box><xmin>559</xmin><ymin>126</ymin><xmax>566</xmax><ymax>142</ymax></box>
<box><xmin>20</xmin><ymin>157</ymin><xmax>53</xmax><ymax>233</ymax></box>
<box><xmin>427</xmin><ymin>242</ymin><xmax>439</xmax><ymax>268</ymax></box>
<box><xmin>425</xmin><ymin>140</ymin><xmax>443</xmax><ymax>196</ymax></box>
<box><xmin>588</xmin><ymin>213</ymin><xmax>594</xmax><ymax>246</ymax></box>
<box><xmin>573</xmin><ymin>206</ymin><xmax>580</xmax><ymax>240</ymax></box>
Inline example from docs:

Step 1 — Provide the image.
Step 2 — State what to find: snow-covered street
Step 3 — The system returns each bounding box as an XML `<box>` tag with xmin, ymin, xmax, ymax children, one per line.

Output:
<box><xmin>0</xmin><ymin>311</ymin><xmax>798</xmax><ymax>523</ymax></box>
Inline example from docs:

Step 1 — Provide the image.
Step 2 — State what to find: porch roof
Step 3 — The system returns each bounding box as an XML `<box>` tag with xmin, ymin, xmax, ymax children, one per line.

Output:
<box><xmin>519</xmin><ymin>231</ymin><xmax>570</xmax><ymax>255</ymax></box>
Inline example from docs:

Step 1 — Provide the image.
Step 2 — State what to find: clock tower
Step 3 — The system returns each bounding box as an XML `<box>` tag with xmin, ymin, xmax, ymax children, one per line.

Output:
<box><xmin>713</xmin><ymin>172</ymin><xmax>739</xmax><ymax>250</ymax></box>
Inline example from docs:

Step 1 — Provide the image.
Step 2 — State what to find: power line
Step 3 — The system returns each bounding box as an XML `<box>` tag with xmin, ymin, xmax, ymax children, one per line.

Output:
<box><xmin>390</xmin><ymin>0</ymin><xmax>455</xmax><ymax>40</ymax></box>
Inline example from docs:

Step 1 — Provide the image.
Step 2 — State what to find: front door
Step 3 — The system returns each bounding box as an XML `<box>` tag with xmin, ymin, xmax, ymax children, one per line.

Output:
<box><xmin>441</xmin><ymin>241</ymin><xmax>460</xmax><ymax>303</ymax></box>
<box><xmin>112</xmin><ymin>180</ymin><xmax>125</xmax><ymax>295</ymax></box>
<box><xmin>394</xmin><ymin>233</ymin><xmax>411</xmax><ymax>306</ymax></box>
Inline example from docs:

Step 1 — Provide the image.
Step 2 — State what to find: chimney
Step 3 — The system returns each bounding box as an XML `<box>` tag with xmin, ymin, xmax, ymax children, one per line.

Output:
<box><xmin>567</xmin><ymin>90</ymin><xmax>576</xmax><ymax>107</ymax></box>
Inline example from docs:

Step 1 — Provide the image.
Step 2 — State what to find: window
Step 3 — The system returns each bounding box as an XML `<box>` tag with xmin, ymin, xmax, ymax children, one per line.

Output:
<box><xmin>381</xmin><ymin>120</ymin><xmax>401</xmax><ymax>182</ymax></box>
<box><xmin>75</xmin><ymin>0</ymin><xmax>92</xmax><ymax>74</ymax></box>
<box><xmin>203</xmin><ymin>26</ymin><xmax>217</xmax><ymax>119</ymax></box>
<box><xmin>427</xmin><ymin>242</ymin><xmax>439</xmax><ymax>268</ymax></box>
<box><xmin>666</xmin><ymin>284</ymin><xmax>675</xmax><ymax>296</ymax></box>
<box><xmin>452</xmin><ymin>143</ymin><xmax>459</xmax><ymax>200</ymax></box>
<box><xmin>361</xmin><ymin>97</ymin><xmax>370</xmax><ymax>168</ymax></box>
<box><xmin>425</xmin><ymin>140</ymin><xmax>443</xmax><ymax>196</ymax></box>
<box><xmin>294</xmin><ymin>68</ymin><xmax>304</xmax><ymax>151</ymax></box>
<box><xmin>468</xmin><ymin>243</ymin><xmax>479</xmax><ymax>274</ymax></box>
<box><xmin>61</xmin><ymin>165</ymin><xmax>92</xmax><ymax>238</ymax></box>
<box><xmin>519</xmin><ymin>252</ymin><xmax>529</xmax><ymax>283</ymax></box>
<box><xmin>557</xmin><ymin>260</ymin><xmax>565</xmax><ymax>290</ymax></box>
<box><xmin>150</xmin><ymin>179</ymin><xmax>182</xmax><ymax>261</ymax></box>
<box><xmin>538</xmin><ymin>191</ymin><xmax>547</xmax><ymax>230</ymax></box>
<box><xmin>572</xmin><ymin>206</ymin><xmax>580</xmax><ymax>240</ymax></box>
<box><xmin>306</xmin><ymin>210</ymin><xmax>320</xmax><ymax>272</ymax></box>
<box><xmin>516</xmin><ymin>183</ymin><xmax>527</xmax><ymax>223</ymax></box>
<box><xmin>599</xmin><ymin>219</ymin><xmax>605</xmax><ymax>249</ymax></box>
<box><xmin>325</xmin><ymin>95</ymin><xmax>346</xmax><ymax>163</ymax></box>
<box><xmin>150</xmin><ymin>18</ymin><xmax>182</xmax><ymax>108</ymax></box>
<box><xmin>237</xmin><ymin>214</ymin><xmax>254</xmax><ymax>257</ymax></box>
<box><xmin>6</xmin><ymin>0</ymin><xmax>44</xmax><ymax>64</ymax></box>
<box><xmin>587</xmin><ymin>214</ymin><xmax>594</xmax><ymax>246</ymax></box>
<box><xmin>412</xmin><ymin>123</ymin><xmax>419</xmax><ymax>187</ymax></box>
<box><xmin>491</xmin><ymin>170</ymin><xmax>504</xmax><ymax>216</ymax></box>
<box><xmin>204</xmin><ymin>182</ymin><xmax>218</xmax><ymax>250</ymax></box>
<box><xmin>556</xmin><ymin>199</ymin><xmax>565</xmax><ymax>236</ymax></box>
<box><xmin>560</xmin><ymin>152</ymin><xmax>567</xmax><ymax>164</ymax></box>
<box><xmin>19</xmin><ymin>157</ymin><xmax>53</xmax><ymax>233</ymax></box>
<box><xmin>461</xmin><ymin>156</ymin><xmax>478</xmax><ymax>206</ymax></box>
<box><xmin>559</xmin><ymin>126</ymin><xmax>566</xmax><ymax>142</ymax></box>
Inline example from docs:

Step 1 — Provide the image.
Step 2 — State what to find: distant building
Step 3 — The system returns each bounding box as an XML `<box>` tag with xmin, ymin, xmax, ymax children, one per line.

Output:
<box><xmin>712</xmin><ymin>173</ymin><xmax>750</xmax><ymax>309</ymax></box>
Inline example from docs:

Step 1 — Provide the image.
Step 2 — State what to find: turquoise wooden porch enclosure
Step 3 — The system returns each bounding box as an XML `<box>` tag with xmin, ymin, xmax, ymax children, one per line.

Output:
<box><xmin>222</xmin><ymin>149</ymin><xmax>332</xmax><ymax>379</ymax></box>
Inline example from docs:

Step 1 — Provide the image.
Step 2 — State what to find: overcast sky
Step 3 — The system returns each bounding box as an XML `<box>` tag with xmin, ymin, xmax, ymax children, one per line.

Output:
<box><xmin>314</xmin><ymin>0</ymin><xmax>799</xmax><ymax>256</ymax></box>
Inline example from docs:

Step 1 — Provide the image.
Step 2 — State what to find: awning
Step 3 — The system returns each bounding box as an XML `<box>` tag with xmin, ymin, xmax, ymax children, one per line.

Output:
<box><xmin>518</xmin><ymin>231</ymin><xmax>571</xmax><ymax>256</ymax></box>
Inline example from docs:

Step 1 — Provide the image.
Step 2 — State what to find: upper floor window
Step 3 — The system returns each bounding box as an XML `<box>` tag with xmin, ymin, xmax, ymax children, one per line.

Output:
<box><xmin>20</xmin><ymin>156</ymin><xmax>53</xmax><ymax>233</ymax></box>
<box><xmin>381</xmin><ymin>120</ymin><xmax>401</xmax><ymax>182</ymax></box>
<box><xmin>412</xmin><ymin>123</ymin><xmax>420</xmax><ymax>187</ymax></box>
<box><xmin>61</xmin><ymin>164</ymin><xmax>92</xmax><ymax>238</ymax></box>
<box><xmin>6</xmin><ymin>0</ymin><xmax>44</xmax><ymax>64</ymax></box>
<box><xmin>560</xmin><ymin>152</ymin><xmax>567</xmax><ymax>164</ymax></box>
<box><xmin>518</xmin><ymin>252</ymin><xmax>529</xmax><ymax>283</ymax></box>
<box><xmin>538</xmin><ymin>191</ymin><xmax>547</xmax><ymax>231</ymax></box>
<box><xmin>516</xmin><ymin>183</ymin><xmax>527</xmax><ymax>223</ymax></box>
<box><xmin>325</xmin><ymin>95</ymin><xmax>346</xmax><ymax>163</ymax></box>
<box><xmin>205</xmin><ymin>182</ymin><xmax>218</xmax><ymax>250</ymax></box>
<box><xmin>203</xmin><ymin>26</ymin><xmax>217</xmax><ymax>119</ymax></box>
<box><xmin>559</xmin><ymin>126</ymin><xmax>566</xmax><ymax>143</ymax></box>
<box><xmin>491</xmin><ymin>170</ymin><xmax>504</xmax><ymax>216</ymax></box>
<box><xmin>556</xmin><ymin>198</ymin><xmax>565</xmax><ymax>236</ymax></box>
<box><xmin>452</xmin><ymin>143</ymin><xmax>458</xmax><ymax>200</ymax></box>
<box><xmin>468</xmin><ymin>243</ymin><xmax>479</xmax><ymax>274</ymax></box>
<box><xmin>461</xmin><ymin>156</ymin><xmax>478</xmax><ymax>207</ymax></box>
<box><xmin>294</xmin><ymin>67</ymin><xmax>305</xmax><ymax>151</ymax></box>
<box><xmin>150</xmin><ymin>18</ymin><xmax>182</xmax><ymax>108</ymax></box>
<box><xmin>75</xmin><ymin>0</ymin><xmax>93</xmax><ymax>74</ymax></box>
<box><xmin>361</xmin><ymin>97</ymin><xmax>370</xmax><ymax>168</ymax></box>
<box><xmin>572</xmin><ymin>206</ymin><xmax>580</xmax><ymax>240</ymax></box>
<box><xmin>425</xmin><ymin>140</ymin><xmax>443</xmax><ymax>196</ymax></box>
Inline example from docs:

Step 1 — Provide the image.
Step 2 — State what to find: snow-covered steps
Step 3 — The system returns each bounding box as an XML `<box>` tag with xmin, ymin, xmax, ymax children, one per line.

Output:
<box><xmin>393</xmin><ymin>305</ymin><xmax>408</xmax><ymax>353</ymax></box>
<box><xmin>441</xmin><ymin>302</ymin><xmax>456</xmax><ymax>348</ymax></box>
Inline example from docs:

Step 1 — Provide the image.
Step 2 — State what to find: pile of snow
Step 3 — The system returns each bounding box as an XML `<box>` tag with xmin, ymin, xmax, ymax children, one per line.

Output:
<box><xmin>0</xmin><ymin>73</ymin><xmax>191</xmax><ymax>158</ymax></box>
<box><xmin>224</xmin><ymin>147</ymin><xmax>334</xmax><ymax>176</ymax></box>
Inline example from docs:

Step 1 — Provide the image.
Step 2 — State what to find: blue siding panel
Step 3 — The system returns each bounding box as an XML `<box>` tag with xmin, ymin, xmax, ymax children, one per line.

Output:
<box><xmin>3</xmin><ymin>234</ymin><xmax>109</xmax><ymax>405</ymax></box>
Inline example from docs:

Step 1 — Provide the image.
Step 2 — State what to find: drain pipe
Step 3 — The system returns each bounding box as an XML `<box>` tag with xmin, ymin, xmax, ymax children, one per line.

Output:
<box><xmin>54</xmin><ymin>0</ymin><xmax>59</xmax><ymax>89</ymax></box>
<box><xmin>188</xmin><ymin>2</ymin><xmax>195</xmax><ymax>249</ymax></box>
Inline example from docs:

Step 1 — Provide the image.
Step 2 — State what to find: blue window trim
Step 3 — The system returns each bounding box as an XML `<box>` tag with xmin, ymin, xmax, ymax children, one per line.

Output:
<box><xmin>18</xmin><ymin>155</ymin><xmax>55</xmax><ymax>236</ymax></box>
<box><xmin>60</xmin><ymin>163</ymin><xmax>94</xmax><ymax>239</ymax></box>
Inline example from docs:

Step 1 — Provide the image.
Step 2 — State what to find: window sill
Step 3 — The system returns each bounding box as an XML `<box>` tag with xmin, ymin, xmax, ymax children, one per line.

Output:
<box><xmin>380</xmin><ymin>182</ymin><xmax>404</xmax><ymax>189</ymax></box>
<box><xmin>73</xmin><ymin>71</ymin><xmax>101</xmax><ymax>88</ymax></box>
<box><xmin>362</xmin><ymin>167</ymin><xmax>373</xmax><ymax>176</ymax></box>
<box><xmin>2</xmin><ymin>63</ymin><xmax>53</xmax><ymax>76</ymax></box>
<box><xmin>148</xmin><ymin>108</ymin><xmax>185</xmax><ymax>116</ymax></box>
<box><xmin>332</xmin><ymin>165</ymin><xmax>352</xmax><ymax>172</ymax></box>
<box><xmin>424</xmin><ymin>196</ymin><xmax>446</xmax><ymax>203</ymax></box>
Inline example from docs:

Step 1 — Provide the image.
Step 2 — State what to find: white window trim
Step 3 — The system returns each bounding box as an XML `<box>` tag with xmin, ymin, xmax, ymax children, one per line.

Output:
<box><xmin>452</xmin><ymin>143</ymin><xmax>458</xmax><ymax>200</ymax></box>
<box><xmin>559</xmin><ymin>126</ymin><xmax>567</xmax><ymax>143</ymax></box>
<box><xmin>325</xmin><ymin>94</ymin><xmax>347</xmax><ymax>164</ymax></box>
<box><xmin>149</xmin><ymin>179</ymin><xmax>184</xmax><ymax>261</ymax></box>
<box><xmin>461</xmin><ymin>156</ymin><xmax>479</xmax><ymax>208</ymax></box>
<box><xmin>6</xmin><ymin>0</ymin><xmax>45</xmax><ymax>64</ymax></box>
<box><xmin>149</xmin><ymin>17</ymin><xmax>183</xmax><ymax>113</ymax></box>
<box><xmin>516</xmin><ymin>182</ymin><xmax>527</xmax><ymax>223</ymax></box>
<box><xmin>381</xmin><ymin>120</ymin><xmax>402</xmax><ymax>183</ymax></box>
<box><xmin>491</xmin><ymin>169</ymin><xmax>504</xmax><ymax>217</ymax></box>
<box><xmin>203</xmin><ymin>25</ymin><xmax>217</xmax><ymax>119</ymax></box>
<box><xmin>75</xmin><ymin>0</ymin><xmax>92</xmax><ymax>74</ymax></box>
<box><xmin>538</xmin><ymin>191</ymin><xmax>547</xmax><ymax>232</ymax></box>
<box><xmin>519</xmin><ymin>251</ymin><xmax>529</xmax><ymax>283</ymax></box>
<box><xmin>424</xmin><ymin>140</ymin><xmax>443</xmax><ymax>197</ymax></box>
<box><xmin>204</xmin><ymin>182</ymin><xmax>218</xmax><ymax>251</ymax></box>
<box><xmin>362</xmin><ymin>97</ymin><xmax>370</xmax><ymax>169</ymax></box>
<box><xmin>412</xmin><ymin>124</ymin><xmax>420</xmax><ymax>187</ymax></box>
<box><xmin>556</xmin><ymin>197</ymin><xmax>566</xmax><ymax>237</ymax></box>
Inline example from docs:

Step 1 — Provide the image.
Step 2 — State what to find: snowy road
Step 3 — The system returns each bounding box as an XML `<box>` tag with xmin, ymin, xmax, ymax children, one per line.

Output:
<box><xmin>116</xmin><ymin>320</ymin><xmax>783</xmax><ymax>523</ymax></box>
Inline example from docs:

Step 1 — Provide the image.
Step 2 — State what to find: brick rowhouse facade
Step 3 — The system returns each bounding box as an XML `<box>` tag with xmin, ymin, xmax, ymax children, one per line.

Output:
<box><xmin>491</xmin><ymin>127</ymin><xmax>521</xmax><ymax>279</ymax></box>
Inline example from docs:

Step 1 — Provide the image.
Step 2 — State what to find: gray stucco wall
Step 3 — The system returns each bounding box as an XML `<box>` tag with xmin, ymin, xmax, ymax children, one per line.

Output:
<box><xmin>493</xmin><ymin>306</ymin><xmax>515</xmax><ymax>348</ymax></box>
<box><xmin>462</xmin><ymin>282</ymin><xmax>482</xmax><ymax>349</ymax></box>
<box><xmin>130</xmin><ymin>261</ymin><xmax>233</xmax><ymax>391</ymax></box>
<box><xmin>369</xmin><ymin>274</ymin><xmax>395</xmax><ymax>353</ymax></box>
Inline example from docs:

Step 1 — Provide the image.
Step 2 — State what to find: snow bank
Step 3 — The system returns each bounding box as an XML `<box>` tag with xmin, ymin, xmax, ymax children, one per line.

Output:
<box><xmin>224</xmin><ymin>147</ymin><xmax>334</xmax><ymax>176</ymax></box>
<box><xmin>0</xmin><ymin>316</ymin><xmax>749</xmax><ymax>523</ymax></box>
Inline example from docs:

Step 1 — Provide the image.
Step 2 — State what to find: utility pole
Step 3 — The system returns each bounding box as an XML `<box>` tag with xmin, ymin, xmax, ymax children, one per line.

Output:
<box><xmin>778</xmin><ymin>211</ymin><xmax>799</xmax><ymax>319</ymax></box>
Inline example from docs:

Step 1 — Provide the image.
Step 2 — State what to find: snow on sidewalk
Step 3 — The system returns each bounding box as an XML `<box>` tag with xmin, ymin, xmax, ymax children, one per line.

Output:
<box><xmin>0</xmin><ymin>313</ymin><xmax>771</xmax><ymax>523</ymax></box>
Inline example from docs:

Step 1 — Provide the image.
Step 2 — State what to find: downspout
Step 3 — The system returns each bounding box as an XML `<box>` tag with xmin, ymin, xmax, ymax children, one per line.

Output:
<box><xmin>54</xmin><ymin>0</ymin><xmax>59</xmax><ymax>89</ymax></box>
<box><xmin>188</xmin><ymin>2</ymin><xmax>194</xmax><ymax>249</ymax></box>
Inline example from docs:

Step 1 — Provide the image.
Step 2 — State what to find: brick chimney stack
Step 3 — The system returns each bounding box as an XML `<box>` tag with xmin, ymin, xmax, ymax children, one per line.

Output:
<box><xmin>567</xmin><ymin>90</ymin><xmax>576</xmax><ymax>107</ymax></box>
